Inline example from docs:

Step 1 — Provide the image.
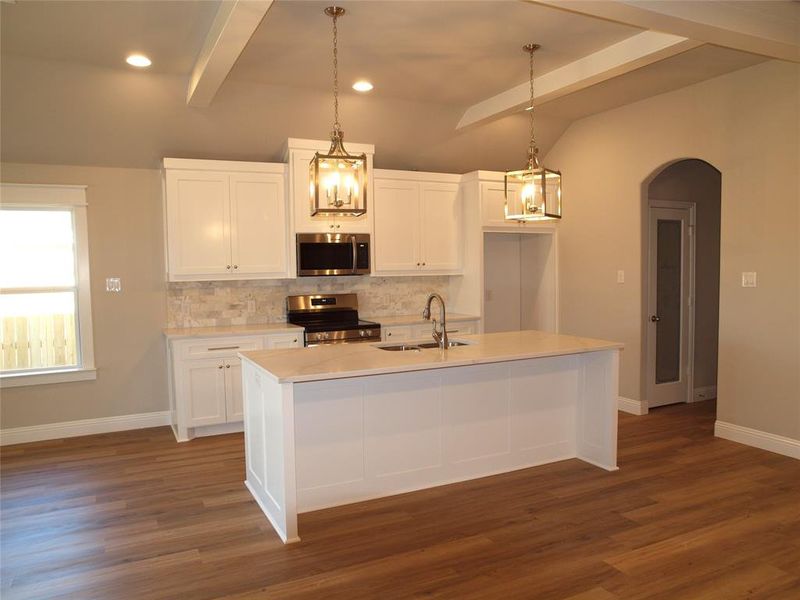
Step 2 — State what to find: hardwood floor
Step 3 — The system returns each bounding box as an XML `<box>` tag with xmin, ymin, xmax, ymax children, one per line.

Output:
<box><xmin>2</xmin><ymin>401</ymin><xmax>799</xmax><ymax>599</ymax></box>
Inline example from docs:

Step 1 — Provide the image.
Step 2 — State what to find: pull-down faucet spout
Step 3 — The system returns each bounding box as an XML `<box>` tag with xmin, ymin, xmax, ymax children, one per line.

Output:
<box><xmin>422</xmin><ymin>293</ymin><xmax>448</xmax><ymax>350</ymax></box>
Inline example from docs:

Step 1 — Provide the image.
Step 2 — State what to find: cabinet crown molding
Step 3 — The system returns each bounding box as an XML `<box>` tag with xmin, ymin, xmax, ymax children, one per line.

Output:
<box><xmin>162</xmin><ymin>158</ymin><xmax>286</xmax><ymax>174</ymax></box>
<box><xmin>282</xmin><ymin>137</ymin><xmax>375</xmax><ymax>159</ymax></box>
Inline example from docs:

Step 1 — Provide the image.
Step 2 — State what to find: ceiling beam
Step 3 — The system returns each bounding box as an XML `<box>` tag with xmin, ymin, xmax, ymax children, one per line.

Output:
<box><xmin>186</xmin><ymin>0</ymin><xmax>273</xmax><ymax>107</ymax></box>
<box><xmin>530</xmin><ymin>0</ymin><xmax>800</xmax><ymax>63</ymax></box>
<box><xmin>457</xmin><ymin>31</ymin><xmax>700</xmax><ymax>130</ymax></box>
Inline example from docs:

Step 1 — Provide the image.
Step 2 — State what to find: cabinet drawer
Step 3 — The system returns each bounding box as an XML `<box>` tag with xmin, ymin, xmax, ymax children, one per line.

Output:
<box><xmin>178</xmin><ymin>336</ymin><xmax>264</xmax><ymax>360</ymax></box>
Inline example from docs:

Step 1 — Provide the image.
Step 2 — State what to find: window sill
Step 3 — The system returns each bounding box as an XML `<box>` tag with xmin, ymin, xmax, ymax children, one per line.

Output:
<box><xmin>0</xmin><ymin>367</ymin><xmax>97</xmax><ymax>388</ymax></box>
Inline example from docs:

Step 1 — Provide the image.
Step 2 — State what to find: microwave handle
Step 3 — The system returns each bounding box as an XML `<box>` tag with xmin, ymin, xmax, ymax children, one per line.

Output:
<box><xmin>351</xmin><ymin>235</ymin><xmax>358</xmax><ymax>274</ymax></box>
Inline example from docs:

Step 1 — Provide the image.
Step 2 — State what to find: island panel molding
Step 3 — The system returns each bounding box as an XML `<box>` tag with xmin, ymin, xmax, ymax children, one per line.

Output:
<box><xmin>241</xmin><ymin>330</ymin><xmax>621</xmax><ymax>542</ymax></box>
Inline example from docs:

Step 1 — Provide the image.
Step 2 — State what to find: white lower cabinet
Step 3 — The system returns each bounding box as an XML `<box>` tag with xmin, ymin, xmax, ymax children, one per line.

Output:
<box><xmin>382</xmin><ymin>319</ymin><xmax>479</xmax><ymax>342</ymax></box>
<box><xmin>168</xmin><ymin>332</ymin><xmax>301</xmax><ymax>441</ymax></box>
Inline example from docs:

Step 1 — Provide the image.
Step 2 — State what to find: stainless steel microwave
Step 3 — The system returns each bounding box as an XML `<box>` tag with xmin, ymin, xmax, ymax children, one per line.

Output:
<box><xmin>296</xmin><ymin>233</ymin><xmax>370</xmax><ymax>277</ymax></box>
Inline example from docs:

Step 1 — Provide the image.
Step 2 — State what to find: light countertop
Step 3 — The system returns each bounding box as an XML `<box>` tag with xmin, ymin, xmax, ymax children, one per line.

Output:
<box><xmin>366</xmin><ymin>313</ymin><xmax>480</xmax><ymax>326</ymax></box>
<box><xmin>240</xmin><ymin>330</ymin><xmax>623</xmax><ymax>384</ymax></box>
<box><xmin>163</xmin><ymin>323</ymin><xmax>302</xmax><ymax>340</ymax></box>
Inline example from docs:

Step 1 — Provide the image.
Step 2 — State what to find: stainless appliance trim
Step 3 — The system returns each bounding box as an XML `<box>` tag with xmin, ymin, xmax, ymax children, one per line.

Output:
<box><xmin>286</xmin><ymin>293</ymin><xmax>358</xmax><ymax>313</ymax></box>
<box><xmin>296</xmin><ymin>233</ymin><xmax>370</xmax><ymax>277</ymax></box>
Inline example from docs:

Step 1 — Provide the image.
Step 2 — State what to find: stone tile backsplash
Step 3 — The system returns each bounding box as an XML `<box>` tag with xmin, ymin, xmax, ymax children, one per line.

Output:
<box><xmin>166</xmin><ymin>276</ymin><xmax>452</xmax><ymax>328</ymax></box>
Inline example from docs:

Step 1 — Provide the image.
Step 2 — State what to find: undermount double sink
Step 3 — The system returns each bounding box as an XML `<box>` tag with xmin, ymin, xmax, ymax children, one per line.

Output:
<box><xmin>377</xmin><ymin>340</ymin><xmax>474</xmax><ymax>352</ymax></box>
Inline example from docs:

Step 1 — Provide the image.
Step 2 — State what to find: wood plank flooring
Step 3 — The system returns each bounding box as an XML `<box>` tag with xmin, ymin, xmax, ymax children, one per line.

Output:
<box><xmin>2</xmin><ymin>401</ymin><xmax>799</xmax><ymax>599</ymax></box>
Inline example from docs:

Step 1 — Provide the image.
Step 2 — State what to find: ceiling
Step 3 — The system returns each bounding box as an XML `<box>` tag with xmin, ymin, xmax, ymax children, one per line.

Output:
<box><xmin>0</xmin><ymin>0</ymin><xmax>219</xmax><ymax>74</ymax></box>
<box><xmin>230</xmin><ymin>0</ymin><xmax>642</xmax><ymax>107</ymax></box>
<box><xmin>0</xmin><ymin>0</ymin><xmax>783</xmax><ymax>171</ymax></box>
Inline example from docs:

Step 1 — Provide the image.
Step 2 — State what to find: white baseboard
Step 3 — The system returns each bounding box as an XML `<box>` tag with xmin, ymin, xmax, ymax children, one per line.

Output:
<box><xmin>715</xmin><ymin>421</ymin><xmax>800</xmax><ymax>460</ymax></box>
<box><xmin>618</xmin><ymin>396</ymin><xmax>648</xmax><ymax>415</ymax></box>
<box><xmin>693</xmin><ymin>385</ymin><xmax>717</xmax><ymax>402</ymax></box>
<box><xmin>193</xmin><ymin>421</ymin><xmax>244</xmax><ymax>438</ymax></box>
<box><xmin>0</xmin><ymin>411</ymin><xmax>171</xmax><ymax>446</ymax></box>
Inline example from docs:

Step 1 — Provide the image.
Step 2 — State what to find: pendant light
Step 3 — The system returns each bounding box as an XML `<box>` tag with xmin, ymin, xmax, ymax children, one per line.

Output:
<box><xmin>309</xmin><ymin>6</ymin><xmax>367</xmax><ymax>217</ymax></box>
<box><xmin>505</xmin><ymin>44</ymin><xmax>562</xmax><ymax>221</ymax></box>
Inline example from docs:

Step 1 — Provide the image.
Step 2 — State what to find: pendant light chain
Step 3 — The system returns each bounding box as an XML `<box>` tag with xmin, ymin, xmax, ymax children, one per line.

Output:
<box><xmin>528</xmin><ymin>47</ymin><xmax>537</xmax><ymax>168</ymax></box>
<box><xmin>332</xmin><ymin>10</ymin><xmax>340</xmax><ymax>136</ymax></box>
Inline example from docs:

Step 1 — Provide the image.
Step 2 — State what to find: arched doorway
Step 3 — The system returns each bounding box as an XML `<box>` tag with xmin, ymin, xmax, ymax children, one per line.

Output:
<box><xmin>643</xmin><ymin>159</ymin><xmax>721</xmax><ymax>409</ymax></box>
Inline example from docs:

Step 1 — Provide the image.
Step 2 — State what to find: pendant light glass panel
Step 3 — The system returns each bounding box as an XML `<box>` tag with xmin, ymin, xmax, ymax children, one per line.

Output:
<box><xmin>504</xmin><ymin>164</ymin><xmax>561</xmax><ymax>220</ymax></box>
<box><xmin>310</xmin><ymin>140</ymin><xmax>367</xmax><ymax>216</ymax></box>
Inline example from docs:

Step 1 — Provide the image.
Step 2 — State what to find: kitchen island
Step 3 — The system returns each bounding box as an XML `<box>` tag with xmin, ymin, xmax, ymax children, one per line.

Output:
<box><xmin>240</xmin><ymin>330</ymin><xmax>622</xmax><ymax>543</ymax></box>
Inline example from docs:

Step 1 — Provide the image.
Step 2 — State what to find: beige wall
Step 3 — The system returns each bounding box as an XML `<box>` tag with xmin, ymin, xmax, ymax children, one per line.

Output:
<box><xmin>648</xmin><ymin>159</ymin><xmax>721</xmax><ymax>389</ymax></box>
<box><xmin>0</xmin><ymin>164</ymin><xmax>461</xmax><ymax>429</ymax></box>
<box><xmin>546</xmin><ymin>60</ymin><xmax>800</xmax><ymax>440</ymax></box>
<box><xmin>1</xmin><ymin>163</ymin><xmax>168</xmax><ymax>428</ymax></box>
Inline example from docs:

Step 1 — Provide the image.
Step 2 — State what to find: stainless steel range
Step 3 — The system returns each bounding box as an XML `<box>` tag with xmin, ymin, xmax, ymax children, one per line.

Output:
<box><xmin>286</xmin><ymin>294</ymin><xmax>380</xmax><ymax>346</ymax></box>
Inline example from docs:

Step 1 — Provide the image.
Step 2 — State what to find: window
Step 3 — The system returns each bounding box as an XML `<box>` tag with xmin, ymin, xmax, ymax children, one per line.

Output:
<box><xmin>0</xmin><ymin>184</ymin><xmax>95</xmax><ymax>387</ymax></box>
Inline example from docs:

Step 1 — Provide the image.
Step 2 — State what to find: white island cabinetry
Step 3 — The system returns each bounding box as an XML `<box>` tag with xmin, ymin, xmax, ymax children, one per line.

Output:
<box><xmin>240</xmin><ymin>330</ymin><xmax>621</xmax><ymax>543</ymax></box>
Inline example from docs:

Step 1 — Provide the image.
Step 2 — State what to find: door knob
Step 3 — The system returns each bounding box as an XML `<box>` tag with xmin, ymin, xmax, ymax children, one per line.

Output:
<box><xmin>650</xmin><ymin>315</ymin><xmax>661</xmax><ymax>322</ymax></box>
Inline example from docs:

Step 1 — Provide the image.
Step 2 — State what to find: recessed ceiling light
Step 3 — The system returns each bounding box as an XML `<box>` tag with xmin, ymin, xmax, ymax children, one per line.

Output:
<box><xmin>352</xmin><ymin>80</ymin><xmax>373</xmax><ymax>92</ymax></box>
<box><xmin>126</xmin><ymin>54</ymin><xmax>152</xmax><ymax>68</ymax></box>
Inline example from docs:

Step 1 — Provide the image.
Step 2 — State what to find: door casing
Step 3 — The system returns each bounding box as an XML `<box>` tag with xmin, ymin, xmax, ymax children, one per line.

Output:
<box><xmin>645</xmin><ymin>200</ymin><xmax>696</xmax><ymax>409</ymax></box>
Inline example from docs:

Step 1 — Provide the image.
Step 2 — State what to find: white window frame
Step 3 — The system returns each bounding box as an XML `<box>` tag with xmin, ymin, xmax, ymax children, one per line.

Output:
<box><xmin>0</xmin><ymin>184</ymin><xmax>96</xmax><ymax>387</ymax></box>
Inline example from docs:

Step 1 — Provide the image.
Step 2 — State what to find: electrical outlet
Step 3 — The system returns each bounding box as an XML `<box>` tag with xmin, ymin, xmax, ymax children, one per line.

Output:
<box><xmin>105</xmin><ymin>277</ymin><xmax>122</xmax><ymax>292</ymax></box>
<box><xmin>617</xmin><ymin>270</ymin><xmax>625</xmax><ymax>284</ymax></box>
<box><xmin>741</xmin><ymin>272</ymin><xmax>757</xmax><ymax>288</ymax></box>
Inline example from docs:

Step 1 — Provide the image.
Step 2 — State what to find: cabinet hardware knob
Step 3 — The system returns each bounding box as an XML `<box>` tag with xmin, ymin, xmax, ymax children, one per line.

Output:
<box><xmin>650</xmin><ymin>315</ymin><xmax>661</xmax><ymax>322</ymax></box>
<box><xmin>226</xmin><ymin>265</ymin><xmax>231</xmax><ymax>270</ymax></box>
<box><xmin>422</xmin><ymin>262</ymin><xmax>426</xmax><ymax>266</ymax></box>
<box><xmin>218</xmin><ymin>365</ymin><xmax>223</xmax><ymax>369</ymax></box>
<box><xmin>226</xmin><ymin>364</ymin><xmax>231</xmax><ymax>368</ymax></box>
<box><xmin>330</xmin><ymin>224</ymin><xmax>334</xmax><ymax>229</ymax></box>
<box><xmin>293</xmin><ymin>339</ymin><xmax>297</xmax><ymax>343</ymax></box>
<box><xmin>336</xmin><ymin>224</ymin><xmax>340</xmax><ymax>229</ymax></box>
<box><xmin>233</xmin><ymin>265</ymin><xmax>238</xmax><ymax>269</ymax></box>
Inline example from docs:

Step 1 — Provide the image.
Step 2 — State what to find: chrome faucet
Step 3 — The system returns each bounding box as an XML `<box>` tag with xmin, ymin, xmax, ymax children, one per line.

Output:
<box><xmin>422</xmin><ymin>293</ymin><xmax>449</xmax><ymax>350</ymax></box>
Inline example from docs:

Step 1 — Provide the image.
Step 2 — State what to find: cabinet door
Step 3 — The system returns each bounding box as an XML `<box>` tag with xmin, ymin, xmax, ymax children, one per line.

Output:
<box><xmin>230</xmin><ymin>173</ymin><xmax>288</xmax><ymax>277</ymax></box>
<box><xmin>383</xmin><ymin>325</ymin><xmax>413</xmax><ymax>342</ymax></box>
<box><xmin>412</xmin><ymin>323</ymin><xmax>434</xmax><ymax>341</ymax></box>
<box><xmin>373</xmin><ymin>179</ymin><xmax>421</xmax><ymax>273</ymax></box>
<box><xmin>165</xmin><ymin>170</ymin><xmax>231</xmax><ymax>278</ymax></box>
<box><xmin>224</xmin><ymin>357</ymin><xmax>244</xmax><ymax>423</ymax></box>
<box><xmin>182</xmin><ymin>358</ymin><xmax>227</xmax><ymax>427</ymax></box>
<box><xmin>420</xmin><ymin>182</ymin><xmax>461</xmax><ymax>272</ymax></box>
<box><xmin>266</xmin><ymin>333</ymin><xmax>302</xmax><ymax>349</ymax></box>
<box><xmin>450</xmin><ymin>320</ymin><xmax>478</xmax><ymax>335</ymax></box>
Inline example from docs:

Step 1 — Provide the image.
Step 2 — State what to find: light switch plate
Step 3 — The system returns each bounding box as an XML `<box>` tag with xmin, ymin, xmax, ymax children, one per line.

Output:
<box><xmin>617</xmin><ymin>270</ymin><xmax>625</xmax><ymax>284</ymax></box>
<box><xmin>741</xmin><ymin>272</ymin><xmax>757</xmax><ymax>288</ymax></box>
<box><xmin>105</xmin><ymin>277</ymin><xmax>122</xmax><ymax>292</ymax></box>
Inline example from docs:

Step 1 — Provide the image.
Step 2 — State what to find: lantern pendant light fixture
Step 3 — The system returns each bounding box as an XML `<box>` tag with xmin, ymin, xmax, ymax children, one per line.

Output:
<box><xmin>505</xmin><ymin>44</ymin><xmax>562</xmax><ymax>221</ymax></box>
<box><xmin>309</xmin><ymin>6</ymin><xmax>367</xmax><ymax>217</ymax></box>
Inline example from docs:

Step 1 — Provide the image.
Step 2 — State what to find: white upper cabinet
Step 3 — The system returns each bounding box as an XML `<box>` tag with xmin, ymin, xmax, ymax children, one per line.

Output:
<box><xmin>229</xmin><ymin>173</ymin><xmax>287</xmax><ymax>276</ymax></box>
<box><xmin>373</xmin><ymin>178</ymin><xmax>421</xmax><ymax>271</ymax></box>
<box><xmin>165</xmin><ymin>169</ymin><xmax>231</xmax><ymax>277</ymax></box>
<box><xmin>285</xmin><ymin>138</ymin><xmax>374</xmax><ymax>234</ymax></box>
<box><xmin>420</xmin><ymin>182</ymin><xmax>461</xmax><ymax>272</ymax></box>
<box><xmin>163</xmin><ymin>159</ymin><xmax>290</xmax><ymax>281</ymax></box>
<box><xmin>373</xmin><ymin>170</ymin><xmax>462</xmax><ymax>275</ymax></box>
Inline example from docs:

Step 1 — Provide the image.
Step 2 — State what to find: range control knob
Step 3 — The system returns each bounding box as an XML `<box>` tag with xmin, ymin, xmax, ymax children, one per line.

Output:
<box><xmin>359</xmin><ymin>330</ymin><xmax>366</xmax><ymax>337</ymax></box>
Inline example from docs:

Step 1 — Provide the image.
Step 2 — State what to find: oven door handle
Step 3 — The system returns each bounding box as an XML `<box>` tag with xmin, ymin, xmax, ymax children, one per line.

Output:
<box><xmin>351</xmin><ymin>235</ymin><xmax>358</xmax><ymax>274</ymax></box>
